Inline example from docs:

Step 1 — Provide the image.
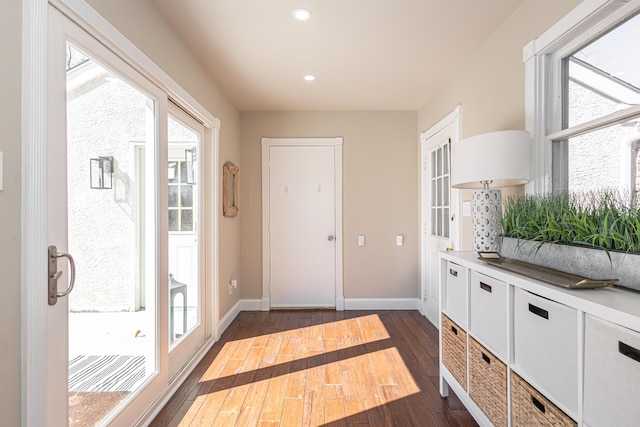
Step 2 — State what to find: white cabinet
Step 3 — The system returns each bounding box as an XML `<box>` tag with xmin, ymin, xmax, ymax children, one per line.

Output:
<box><xmin>438</xmin><ymin>251</ymin><xmax>640</xmax><ymax>427</ymax></box>
<box><xmin>583</xmin><ymin>314</ymin><xmax>640</xmax><ymax>427</ymax></box>
<box><xmin>513</xmin><ymin>288</ymin><xmax>578</xmax><ymax>416</ymax></box>
<box><xmin>469</xmin><ymin>271</ymin><xmax>508</xmax><ymax>358</ymax></box>
<box><xmin>444</xmin><ymin>260</ymin><xmax>467</xmax><ymax>327</ymax></box>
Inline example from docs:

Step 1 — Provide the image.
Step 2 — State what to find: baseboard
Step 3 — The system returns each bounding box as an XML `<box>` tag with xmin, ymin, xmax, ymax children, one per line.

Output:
<box><xmin>343</xmin><ymin>298</ymin><xmax>421</xmax><ymax>310</ymax></box>
<box><xmin>217</xmin><ymin>300</ymin><xmax>243</xmax><ymax>336</ymax></box>
<box><xmin>240</xmin><ymin>299</ymin><xmax>262</xmax><ymax>311</ymax></box>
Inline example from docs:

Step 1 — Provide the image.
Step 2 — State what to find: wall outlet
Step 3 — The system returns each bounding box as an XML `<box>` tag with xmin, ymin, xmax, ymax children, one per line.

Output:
<box><xmin>358</xmin><ymin>235</ymin><xmax>365</xmax><ymax>246</ymax></box>
<box><xmin>230</xmin><ymin>279</ymin><xmax>238</xmax><ymax>288</ymax></box>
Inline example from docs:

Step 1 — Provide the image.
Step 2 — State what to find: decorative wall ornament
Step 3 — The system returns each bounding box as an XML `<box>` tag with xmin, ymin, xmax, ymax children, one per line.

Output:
<box><xmin>223</xmin><ymin>161</ymin><xmax>239</xmax><ymax>217</ymax></box>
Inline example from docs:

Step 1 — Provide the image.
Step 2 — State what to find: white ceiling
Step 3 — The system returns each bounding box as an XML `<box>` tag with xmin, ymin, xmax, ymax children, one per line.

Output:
<box><xmin>151</xmin><ymin>0</ymin><xmax>527</xmax><ymax>112</ymax></box>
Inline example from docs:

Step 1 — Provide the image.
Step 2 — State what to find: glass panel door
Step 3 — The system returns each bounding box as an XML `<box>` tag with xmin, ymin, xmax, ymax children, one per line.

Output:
<box><xmin>167</xmin><ymin>106</ymin><xmax>206</xmax><ymax>377</ymax></box>
<box><xmin>65</xmin><ymin>42</ymin><xmax>159</xmax><ymax>425</ymax></box>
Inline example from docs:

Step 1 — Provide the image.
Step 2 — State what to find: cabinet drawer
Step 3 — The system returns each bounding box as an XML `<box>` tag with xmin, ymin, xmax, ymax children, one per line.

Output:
<box><xmin>445</xmin><ymin>261</ymin><xmax>467</xmax><ymax>326</ymax></box>
<box><xmin>511</xmin><ymin>372</ymin><xmax>576</xmax><ymax>426</ymax></box>
<box><xmin>513</xmin><ymin>288</ymin><xmax>578</xmax><ymax>415</ymax></box>
<box><xmin>469</xmin><ymin>338</ymin><xmax>507</xmax><ymax>427</ymax></box>
<box><xmin>583</xmin><ymin>315</ymin><xmax>640</xmax><ymax>427</ymax></box>
<box><xmin>441</xmin><ymin>314</ymin><xmax>467</xmax><ymax>391</ymax></box>
<box><xmin>469</xmin><ymin>271</ymin><xmax>507</xmax><ymax>357</ymax></box>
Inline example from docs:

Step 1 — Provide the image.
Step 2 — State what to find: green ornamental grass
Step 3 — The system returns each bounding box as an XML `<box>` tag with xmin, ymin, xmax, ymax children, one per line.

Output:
<box><xmin>502</xmin><ymin>190</ymin><xmax>640</xmax><ymax>254</ymax></box>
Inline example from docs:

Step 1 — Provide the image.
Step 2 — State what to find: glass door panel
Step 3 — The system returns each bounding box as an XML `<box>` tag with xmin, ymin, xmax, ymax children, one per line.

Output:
<box><xmin>167</xmin><ymin>107</ymin><xmax>206</xmax><ymax>377</ymax></box>
<box><xmin>66</xmin><ymin>42</ymin><xmax>158</xmax><ymax>425</ymax></box>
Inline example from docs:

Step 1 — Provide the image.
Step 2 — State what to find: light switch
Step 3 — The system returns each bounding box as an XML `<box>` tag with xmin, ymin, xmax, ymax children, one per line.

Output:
<box><xmin>463</xmin><ymin>200</ymin><xmax>471</xmax><ymax>217</ymax></box>
<box><xmin>358</xmin><ymin>235</ymin><xmax>365</xmax><ymax>246</ymax></box>
<box><xmin>0</xmin><ymin>151</ymin><xmax>3</xmax><ymax>191</ymax></box>
<box><xmin>396</xmin><ymin>234</ymin><xmax>404</xmax><ymax>246</ymax></box>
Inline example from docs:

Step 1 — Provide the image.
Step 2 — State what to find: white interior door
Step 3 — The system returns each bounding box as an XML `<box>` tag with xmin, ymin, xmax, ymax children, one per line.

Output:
<box><xmin>421</xmin><ymin>112</ymin><xmax>460</xmax><ymax>328</ymax></box>
<box><xmin>262</xmin><ymin>138</ymin><xmax>343</xmax><ymax>309</ymax></box>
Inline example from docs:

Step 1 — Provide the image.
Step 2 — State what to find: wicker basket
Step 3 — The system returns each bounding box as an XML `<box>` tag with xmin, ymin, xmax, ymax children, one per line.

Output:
<box><xmin>469</xmin><ymin>338</ymin><xmax>507</xmax><ymax>427</ymax></box>
<box><xmin>441</xmin><ymin>314</ymin><xmax>467</xmax><ymax>390</ymax></box>
<box><xmin>511</xmin><ymin>372</ymin><xmax>577</xmax><ymax>426</ymax></box>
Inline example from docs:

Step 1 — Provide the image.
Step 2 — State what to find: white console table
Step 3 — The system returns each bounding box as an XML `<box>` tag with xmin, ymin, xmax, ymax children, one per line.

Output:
<box><xmin>439</xmin><ymin>251</ymin><xmax>640</xmax><ymax>427</ymax></box>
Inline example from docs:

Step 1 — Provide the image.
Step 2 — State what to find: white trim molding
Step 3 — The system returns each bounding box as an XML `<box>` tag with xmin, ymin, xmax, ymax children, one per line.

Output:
<box><xmin>343</xmin><ymin>298</ymin><xmax>422</xmax><ymax>311</ymax></box>
<box><xmin>22</xmin><ymin>0</ymin><xmax>48</xmax><ymax>424</ymax></box>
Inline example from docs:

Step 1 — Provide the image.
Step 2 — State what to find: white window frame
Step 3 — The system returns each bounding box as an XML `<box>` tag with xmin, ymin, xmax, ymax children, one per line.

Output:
<box><xmin>524</xmin><ymin>0</ymin><xmax>640</xmax><ymax>194</ymax></box>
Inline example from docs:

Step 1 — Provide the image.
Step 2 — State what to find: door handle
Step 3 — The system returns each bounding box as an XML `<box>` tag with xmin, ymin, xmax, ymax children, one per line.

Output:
<box><xmin>327</xmin><ymin>235</ymin><xmax>335</xmax><ymax>241</ymax></box>
<box><xmin>48</xmin><ymin>245</ymin><xmax>76</xmax><ymax>305</ymax></box>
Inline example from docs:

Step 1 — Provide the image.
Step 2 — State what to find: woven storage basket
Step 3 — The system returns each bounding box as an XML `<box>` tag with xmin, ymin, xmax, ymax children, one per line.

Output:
<box><xmin>511</xmin><ymin>372</ymin><xmax>576</xmax><ymax>426</ymax></box>
<box><xmin>469</xmin><ymin>338</ymin><xmax>507</xmax><ymax>427</ymax></box>
<box><xmin>441</xmin><ymin>314</ymin><xmax>467</xmax><ymax>390</ymax></box>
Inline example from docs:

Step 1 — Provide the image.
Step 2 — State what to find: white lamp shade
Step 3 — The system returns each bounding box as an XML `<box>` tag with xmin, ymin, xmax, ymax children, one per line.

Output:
<box><xmin>451</xmin><ymin>130</ymin><xmax>530</xmax><ymax>189</ymax></box>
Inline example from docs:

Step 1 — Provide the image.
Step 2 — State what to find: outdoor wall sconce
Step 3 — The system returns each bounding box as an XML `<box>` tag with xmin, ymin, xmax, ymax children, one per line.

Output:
<box><xmin>185</xmin><ymin>147</ymin><xmax>196</xmax><ymax>184</ymax></box>
<box><xmin>90</xmin><ymin>156</ymin><xmax>114</xmax><ymax>189</ymax></box>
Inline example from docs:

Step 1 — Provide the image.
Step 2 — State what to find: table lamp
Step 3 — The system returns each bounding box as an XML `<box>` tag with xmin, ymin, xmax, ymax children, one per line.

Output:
<box><xmin>451</xmin><ymin>130</ymin><xmax>530</xmax><ymax>252</ymax></box>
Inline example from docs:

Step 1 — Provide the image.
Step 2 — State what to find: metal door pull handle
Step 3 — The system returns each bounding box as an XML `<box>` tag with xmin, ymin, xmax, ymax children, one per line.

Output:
<box><xmin>48</xmin><ymin>245</ymin><xmax>76</xmax><ymax>305</ymax></box>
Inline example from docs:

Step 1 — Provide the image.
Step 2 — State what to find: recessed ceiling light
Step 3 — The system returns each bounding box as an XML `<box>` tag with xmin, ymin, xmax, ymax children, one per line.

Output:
<box><xmin>292</xmin><ymin>8</ymin><xmax>312</xmax><ymax>21</ymax></box>
<box><xmin>303</xmin><ymin>75</ymin><xmax>315</xmax><ymax>81</ymax></box>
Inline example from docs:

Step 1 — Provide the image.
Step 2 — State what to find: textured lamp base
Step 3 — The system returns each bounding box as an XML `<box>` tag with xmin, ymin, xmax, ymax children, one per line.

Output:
<box><xmin>473</xmin><ymin>189</ymin><xmax>502</xmax><ymax>252</ymax></box>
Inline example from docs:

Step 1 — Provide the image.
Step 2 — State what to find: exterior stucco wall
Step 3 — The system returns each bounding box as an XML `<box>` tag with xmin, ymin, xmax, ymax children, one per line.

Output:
<box><xmin>567</xmin><ymin>80</ymin><xmax>640</xmax><ymax>193</ymax></box>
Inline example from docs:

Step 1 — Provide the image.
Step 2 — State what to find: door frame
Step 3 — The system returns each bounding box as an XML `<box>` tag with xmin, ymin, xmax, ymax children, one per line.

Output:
<box><xmin>419</xmin><ymin>106</ymin><xmax>462</xmax><ymax>322</ymax></box>
<box><xmin>261</xmin><ymin>137</ymin><xmax>344</xmax><ymax>311</ymax></box>
<box><xmin>22</xmin><ymin>0</ymin><xmax>220</xmax><ymax>423</ymax></box>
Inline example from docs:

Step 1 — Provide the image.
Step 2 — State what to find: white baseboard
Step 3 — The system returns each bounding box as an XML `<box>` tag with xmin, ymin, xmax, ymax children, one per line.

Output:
<box><xmin>217</xmin><ymin>300</ymin><xmax>242</xmax><ymax>337</ymax></box>
<box><xmin>343</xmin><ymin>298</ymin><xmax>421</xmax><ymax>310</ymax></box>
<box><xmin>240</xmin><ymin>299</ymin><xmax>262</xmax><ymax>311</ymax></box>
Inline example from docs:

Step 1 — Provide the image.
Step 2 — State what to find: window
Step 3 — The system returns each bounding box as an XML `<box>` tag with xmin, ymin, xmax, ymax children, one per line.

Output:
<box><xmin>168</xmin><ymin>159</ymin><xmax>195</xmax><ymax>232</ymax></box>
<box><xmin>526</xmin><ymin>0</ymin><xmax>640</xmax><ymax>195</ymax></box>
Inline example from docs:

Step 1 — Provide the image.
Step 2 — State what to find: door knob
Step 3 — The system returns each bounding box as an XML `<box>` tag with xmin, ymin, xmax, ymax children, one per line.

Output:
<box><xmin>328</xmin><ymin>235</ymin><xmax>335</xmax><ymax>241</ymax></box>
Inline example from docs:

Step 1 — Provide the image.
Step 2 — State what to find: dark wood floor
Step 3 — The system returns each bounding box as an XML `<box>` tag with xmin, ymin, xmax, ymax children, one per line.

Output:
<box><xmin>150</xmin><ymin>310</ymin><xmax>476</xmax><ymax>426</ymax></box>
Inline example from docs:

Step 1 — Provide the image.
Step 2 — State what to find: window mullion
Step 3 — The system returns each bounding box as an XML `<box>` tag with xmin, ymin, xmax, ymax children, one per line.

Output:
<box><xmin>547</xmin><ymin>104</ymin><xmax>640</xmax><ymax>142</ymax></box>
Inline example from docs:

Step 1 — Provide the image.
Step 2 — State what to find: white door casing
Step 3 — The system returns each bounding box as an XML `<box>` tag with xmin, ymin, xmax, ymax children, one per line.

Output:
<box><xmin>420</xmin><ymin>107</ymin><xmax>461</xmax><ymax>328</ymax></box>
<box><xmin>261</xmin><ymin>138</ymin><xmax>344</xmax><ymax>310</ymax></box>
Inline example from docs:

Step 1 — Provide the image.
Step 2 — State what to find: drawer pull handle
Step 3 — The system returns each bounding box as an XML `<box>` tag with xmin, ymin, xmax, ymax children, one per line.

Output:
<box><xmin>619</xmin><ymin>341</ymin><xmax>640</xmax><ymax>364</ymax></box>
<box><xmin>451</xmin><ymin>325</ymin><xmax>458</xmax><ymax>335</ymax></box>
<box><xmin>480</xmin><ymin>282</ymin><xmax>492</xmax><ymax>293</ymax></box>
<box><xmin>481</xmin><ymin>352</ymin><xmax>491</xmax><ymax>364</ymax></box>
<box><xmin>531</xmin><ymin>396</ymin><xmax>546</xmax><ymax>414</ymax></box>
<box><xmin>528</xmin><ymin>303</ymin><xmax>549</xmax><ymax>320</ymax></box>
<box><xmin>449</xmin><ymin>269</ymin><xmax>458</xmax><ymax>277</ymax></box>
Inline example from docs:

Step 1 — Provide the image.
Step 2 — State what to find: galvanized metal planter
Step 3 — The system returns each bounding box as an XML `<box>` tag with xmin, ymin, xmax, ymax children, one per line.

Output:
<box><xmin>500</xmin><ymin>237</ymin><xmax>640</xmax><ymax>293</ymax></box>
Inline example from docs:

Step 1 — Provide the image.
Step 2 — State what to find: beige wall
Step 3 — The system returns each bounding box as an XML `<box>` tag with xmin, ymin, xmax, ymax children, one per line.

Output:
<box><xmin>1</xmin><ymin>0</ymin><xmax>22</xmax><ymax>423</ymax></box>
<box><xmin>85</xmin><ymin>0</ymin><xmax>242</xmax><ymax>317</ymax></box>
<box><xmin>240</xmin><ymin>111</ymin><xmax>419</xmax><ymax>300</ymax></box>
<box><xmin>417</xmin><ymin>0</ymin><xmax>581</xmax><ymax>250</ymax></box>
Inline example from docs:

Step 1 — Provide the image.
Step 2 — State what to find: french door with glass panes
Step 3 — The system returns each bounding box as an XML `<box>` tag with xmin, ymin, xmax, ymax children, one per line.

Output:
<box><xmin>422</xmin><ymin>120</ymin><xmax>458</xmax><ymax>327</ymax></box>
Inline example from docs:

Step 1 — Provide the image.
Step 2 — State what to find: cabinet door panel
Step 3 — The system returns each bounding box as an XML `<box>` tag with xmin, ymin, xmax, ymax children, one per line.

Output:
<box><xmin>584</xmin><ymin>314</ymin><xmax>640</xmax><ymax>427</ymax></box>
<box><xmin>469</xmin><ymin>271</ymin><xmax>507</xmax><ymax>358</ymax></box>
<box><xmin>513</xmin><ymin>289</ymin><xmax>578</xmax><ymax>416</ymax></box>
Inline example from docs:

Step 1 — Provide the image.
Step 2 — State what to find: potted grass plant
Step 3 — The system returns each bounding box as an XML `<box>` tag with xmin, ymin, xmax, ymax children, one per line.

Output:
<box><xmin>500</xmin><ymin>190</ymin><xmax>640</xmax><ymax>292</ymax></box>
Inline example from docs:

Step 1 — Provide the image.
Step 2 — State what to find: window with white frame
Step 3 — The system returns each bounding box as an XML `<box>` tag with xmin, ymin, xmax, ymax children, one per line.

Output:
<box><xmin>526</xmin><ymin>0</ymin><xmax>640</xmax><ymax>195</ymax></box>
